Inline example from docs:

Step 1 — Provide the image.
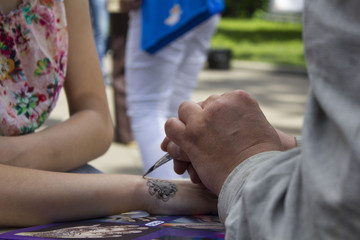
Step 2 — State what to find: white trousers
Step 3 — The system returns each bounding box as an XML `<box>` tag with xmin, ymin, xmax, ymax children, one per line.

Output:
<box><xmin>125</xmin><ymin>10</ymin><xmax>219</xmax><ymax>179</ymax></box>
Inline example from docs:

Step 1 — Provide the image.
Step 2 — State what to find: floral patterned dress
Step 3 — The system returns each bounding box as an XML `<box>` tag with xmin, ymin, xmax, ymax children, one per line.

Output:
<box><xmin>0</xmin><ymin>0</ymin><xmax>68</xmax><ymax>136</ymax></box>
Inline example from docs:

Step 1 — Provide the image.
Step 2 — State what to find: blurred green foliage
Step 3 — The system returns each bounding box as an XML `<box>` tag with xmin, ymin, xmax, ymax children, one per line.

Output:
<box><xmin>211</xmin><ymin>17</ymin><xmax>305</xmax><ymax>66</ymax></box>
<box><xmin>223</xmin><ymin>0</ymin><xmax>268</xmax><ymax>18</ymax></box>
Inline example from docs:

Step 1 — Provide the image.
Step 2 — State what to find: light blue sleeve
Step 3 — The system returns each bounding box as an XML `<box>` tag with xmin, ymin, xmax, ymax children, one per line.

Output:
<box><xmin>218</xmin><ymin>0</ymin><xmax>360</xmax><ymax>239</ymax></box>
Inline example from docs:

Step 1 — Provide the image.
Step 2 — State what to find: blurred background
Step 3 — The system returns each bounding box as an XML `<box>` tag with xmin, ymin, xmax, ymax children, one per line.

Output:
<box><xmin>47</xmin><ymin>0</ymin><xmax>308</xmax><ymax>175</ymax></box>
<box><xmin>212</xmin><ymin>0</ymin><xmax>304</xmax><ymax>67</ymax></box>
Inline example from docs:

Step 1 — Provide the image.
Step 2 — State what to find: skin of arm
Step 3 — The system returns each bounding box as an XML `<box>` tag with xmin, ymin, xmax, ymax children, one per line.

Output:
<box><xmin>162</xmin><ymin>90</ymin><xmax>284</xmax><ymax>195</ymax></box>
<box><xmin>0</xmin><ymin>0</ymin><xmax>114</xmax><ymax>171</ymax></box>
<box><xmin>0</xmin><ymin>164</ymin><xmax>217</xmax><ymax>227</ymax></box>
<box><xmin>0</xmin><ymin>1</ymin><xmax>218</xmax><ymax>227</ymax></box>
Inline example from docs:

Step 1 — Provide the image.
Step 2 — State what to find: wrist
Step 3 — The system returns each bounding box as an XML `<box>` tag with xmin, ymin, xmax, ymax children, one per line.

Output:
<box><xmin>133</xmin><ymin>177</ymin><xmax>152</xmax><ymax>212</ymax></box>
<box><xmin>140</xmin><ymin>178</ymin><xmax>179</xmax><ymax>214</ymax></box>
<box><xmin>213</xmin><ymin>142</ymin><xmax>283</xmax><ymax>194</ymax></box>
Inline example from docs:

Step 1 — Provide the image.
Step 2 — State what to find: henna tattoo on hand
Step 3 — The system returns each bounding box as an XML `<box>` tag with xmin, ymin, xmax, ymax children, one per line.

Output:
<box><xmin>146</xmin><ymin>179</ymin><xmax>178</xmax><ymax>202</ymax></box>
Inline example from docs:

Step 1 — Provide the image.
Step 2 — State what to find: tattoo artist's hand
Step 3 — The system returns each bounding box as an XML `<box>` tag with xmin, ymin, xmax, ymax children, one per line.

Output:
<box><xmin>162</xmin><ymin>90</ymin><xmax>284</xmax><ymax>195</ymax></box>
<box><xmin>162</xmin><ymin>129</ymin><xmax>295</xmax><ymax>186</ymax></box>
<box><xmin>120</xmin><ymin>0</ymin><xmax>141</xmax><ymax>12</ymax></box>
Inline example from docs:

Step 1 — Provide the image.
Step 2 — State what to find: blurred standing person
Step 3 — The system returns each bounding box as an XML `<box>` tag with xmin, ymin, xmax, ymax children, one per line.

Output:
<box><xmin>108</xmin><ymin>0</ymin><xmax>134</xmax><ymax>144</ymax></box>
<box><xmin>123</xmin><ymin>0</ymin><xmax>220</xmax><ymax>179</ymax></box>
<box><xmin>89</xmin><ymin>0</ymin><xmax>110</xmax><ymax>85</ymax></box>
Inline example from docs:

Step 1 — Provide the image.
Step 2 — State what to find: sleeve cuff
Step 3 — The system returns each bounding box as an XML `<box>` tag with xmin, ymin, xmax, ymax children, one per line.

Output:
<box><xmin>295</xmin><ymin>135</ymin><xmax>302</xmax><ymax>147</ymax></box>
<box><xmin>218</xmin><ymin>151</ymin><xmax>281</xmax><ymax>223</ymax></box>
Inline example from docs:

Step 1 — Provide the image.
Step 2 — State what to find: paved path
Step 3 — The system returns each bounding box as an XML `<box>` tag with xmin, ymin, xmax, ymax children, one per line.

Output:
<box><xmin>46</xmin><ymin>61</ymin><xmax>309</xmax><ymax>175</ymax></box>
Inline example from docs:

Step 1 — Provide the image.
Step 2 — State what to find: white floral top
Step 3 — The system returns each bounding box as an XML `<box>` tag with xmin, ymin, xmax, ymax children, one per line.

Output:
<box><xmin>0</xmin><ymin>0</ymin><xmax>68</xmax><ymax>136</ymax></box>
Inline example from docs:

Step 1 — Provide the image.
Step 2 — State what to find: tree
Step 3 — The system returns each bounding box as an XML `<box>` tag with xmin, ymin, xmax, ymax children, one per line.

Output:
<box><xmin>223</xmin><ymin>0</ymin><xmax>268</xmax><ymax>18</ymax></box>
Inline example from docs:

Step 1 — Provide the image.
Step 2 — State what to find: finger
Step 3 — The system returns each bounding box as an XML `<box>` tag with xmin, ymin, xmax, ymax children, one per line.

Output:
<box><xmin>197</xmin><ymin>182</ymin><xmax>208</xmax><ymax>190</ymax></box>
<box><xmin>177</xmin><ymin>100</ymin><xmax>203</xmax><ymax>123</ymax></box>
<box><xmin>199</xmin><ymin>94</ymin><xmax>220</xmax><ymax>109</ymax></box>
<box><xmin>187</xmin><ymin>165</ymin><xmax>202</xmax><ymax>184</ymax></box>
<box><xmin>167</xmin><ymin>141</ymin><xmax>181</xmax><ymax>159</ymax></box>
<box><xmin>160</xmin><ymin>136</ymin><xmax>171</xmax><ymax>152</ymax></box>
<box><xmin>174</xmin><ymin>160</ymin><xmax>189</xmax><ymax>175</ymax></box>
<box><xmin>167</xmin><ymin>142</ymin><xmax>190</xmax><ymax>160</ymax></box>
<box><xmin>164</xmin><ymin>117</ymin><xmax>186</xmax><ymax>146</ymax></box>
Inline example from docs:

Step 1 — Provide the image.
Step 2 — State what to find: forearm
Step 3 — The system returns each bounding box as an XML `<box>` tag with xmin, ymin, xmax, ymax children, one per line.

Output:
<box><xmin>0</xmin><ymin>164</ymin><xmax>217</xmax><ymax>227</ymax></box>
<box><xmin>1</xmin><ymin>107</ymin><xmax>113</xmax><ymax>171</ymax></box>
<box><xmin>0</xmin><ymin>165</ymin><xmax>144</xmax><ymax>226</ymax></box>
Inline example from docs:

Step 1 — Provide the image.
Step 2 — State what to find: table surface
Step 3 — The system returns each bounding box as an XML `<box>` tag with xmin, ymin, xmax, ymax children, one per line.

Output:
<box><xmin>0</xmin><ymin>228</ymin><xmax>17</xmax><ymax>234</ymax></box>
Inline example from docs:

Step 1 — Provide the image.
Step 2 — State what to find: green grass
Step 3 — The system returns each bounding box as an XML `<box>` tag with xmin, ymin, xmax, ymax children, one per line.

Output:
<box><xmin>211</xmin><ymin>18</ymin><xmax>305</xmax><ymax>67</ymax></box>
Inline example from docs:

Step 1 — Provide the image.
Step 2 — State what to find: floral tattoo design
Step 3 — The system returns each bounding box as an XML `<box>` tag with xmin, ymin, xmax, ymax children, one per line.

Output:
<box><xmin>146</xmin><ymin>179</ymin><xmax>178</xmax><ymax>202</ymax></box>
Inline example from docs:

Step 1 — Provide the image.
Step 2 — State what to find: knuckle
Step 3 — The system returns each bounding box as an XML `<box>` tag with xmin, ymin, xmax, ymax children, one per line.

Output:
<box><xmin>200</xmin><ymin>94</ymin><xmax>219</xmax><ymax>108</ymax></box>
<box><xmin>233</xmin><ymin>90</ymin><xmax>258</xmax><ymax>106</ymax></box>
<box><xmin>178</xmin><ymin>100</ymin><xmax>192</xmax><ymax>112</ymax></box>
<box><xmin>207</xmin><ymin>94</ymin><xmax>220</xmax><ymax>101</ymax></box>
<box><xmin>164</xmin><ymin>118</ymin><xmax>178</xmax><ymax>135</ymax></box>
<box><xmin>164</xmin><ymin>117</ymin><xmax>175</xmax><ymax>128</ymax></box>
<box><xmin>178</xmin><ymin>101</ymin><xmax>195</xmax><ymax>118</ymax></box>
